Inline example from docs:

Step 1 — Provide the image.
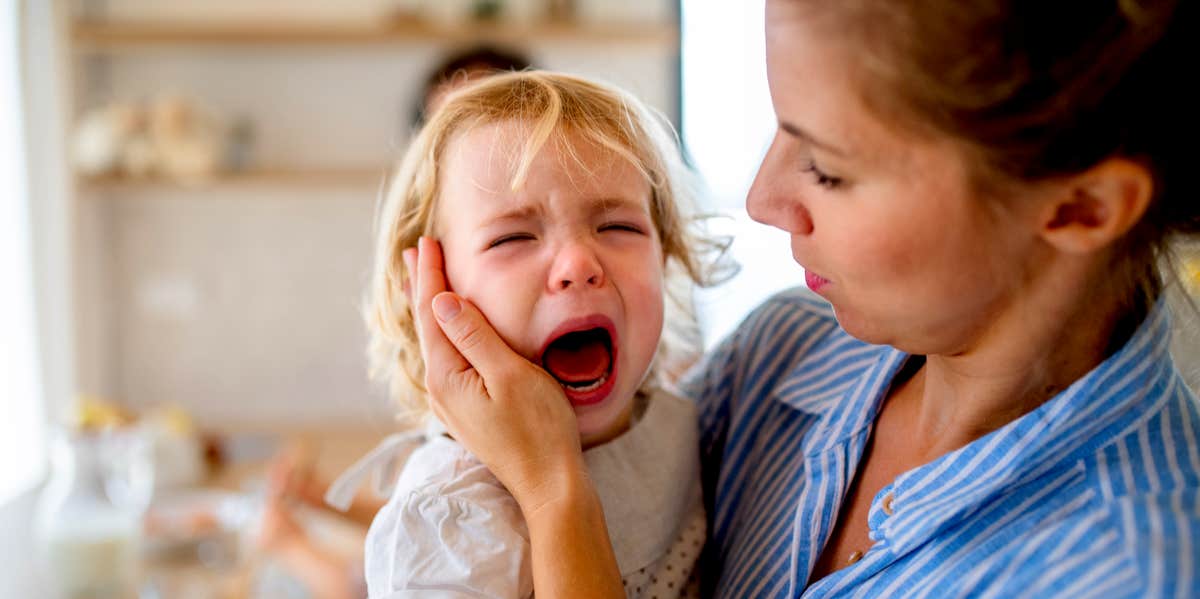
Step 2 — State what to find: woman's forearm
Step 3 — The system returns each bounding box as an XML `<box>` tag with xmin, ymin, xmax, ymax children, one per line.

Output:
<box><xmin>522</xmin><ymin>471</ymin><xmax>624</xmax><ymax>599</ymax></box>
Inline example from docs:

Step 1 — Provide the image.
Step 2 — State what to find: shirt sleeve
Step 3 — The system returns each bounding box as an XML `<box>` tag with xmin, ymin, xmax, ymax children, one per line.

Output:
<box><xmin>365</xmin><ymin>489</ymin><xmax>533</xmax><ymax>599</ymax></box>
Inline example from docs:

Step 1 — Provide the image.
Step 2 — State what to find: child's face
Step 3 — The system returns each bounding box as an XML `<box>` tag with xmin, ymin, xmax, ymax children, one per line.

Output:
<box><xmin>435</xmin><ymin>121</ymin><xmax>665</xmax><ymax>447</ymax></box>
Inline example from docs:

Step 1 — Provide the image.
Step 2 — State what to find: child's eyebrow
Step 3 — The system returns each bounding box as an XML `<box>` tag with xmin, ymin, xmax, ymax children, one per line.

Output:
<box><xmin>480</xmin><ymin>204</ymin><xmax>542</xmax><ymax>226</ymax></box>
<box><xmin>479</xmin><ymin>196</ymin><xmax>648</xmax><ymax>227</ymax></box>
<box><xmin>589</xmin><ymin>196</ymin><xmax>650</xmax><ymax>215</ymax></box>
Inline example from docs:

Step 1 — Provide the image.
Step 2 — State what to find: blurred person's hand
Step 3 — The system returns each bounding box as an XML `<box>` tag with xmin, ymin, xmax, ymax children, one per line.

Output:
<box><xmin>265</xmin><ymin>442</ymin><xmax>325</xmax><ymax>507</ymax></box>
<box><xmin>255</xmin><ymin>490</ymin><xmax>307</xmax><ymax>553</ymax></box>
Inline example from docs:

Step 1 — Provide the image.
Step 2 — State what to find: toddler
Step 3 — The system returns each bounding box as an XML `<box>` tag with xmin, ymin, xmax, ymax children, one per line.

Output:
<box><xmin>329</xmin><ymin>71</ymin><xmax>720</xmax><ymax>598</ymax></box>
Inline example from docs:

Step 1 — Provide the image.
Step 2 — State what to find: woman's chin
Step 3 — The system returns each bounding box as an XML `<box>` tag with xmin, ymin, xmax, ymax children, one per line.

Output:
<box><xmin>832</xmin><ymin>306</ymin><xmax>890</xmax><ymax>346</ymax></box>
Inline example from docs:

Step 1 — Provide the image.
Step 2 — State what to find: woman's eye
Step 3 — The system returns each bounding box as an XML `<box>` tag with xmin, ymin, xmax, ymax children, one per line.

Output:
<box><xmin>802</xmin><ymin>160</ymin><xmax>844</xmax><ymax>190</ymax></box>
<box><xmin>599</xmin><ymin>223</ymin><xmax>646</xmax><ymax>235</ymax></box>
<box><xmin>487</xmin><ymin>233</ymin><xmax>535</xmax><ymax>248</ymax></box>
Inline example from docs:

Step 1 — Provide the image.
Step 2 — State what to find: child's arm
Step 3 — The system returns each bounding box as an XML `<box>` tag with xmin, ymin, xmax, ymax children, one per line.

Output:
<box><xmin>406</xmin><ymin>238</ymin><xmax>624</xmax><ymax>599</ymax></box>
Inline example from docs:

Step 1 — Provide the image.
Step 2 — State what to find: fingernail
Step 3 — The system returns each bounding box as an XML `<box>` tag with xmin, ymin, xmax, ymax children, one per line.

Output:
<box><xmin>432</xmin><ymin>293</ymin><xmax>461</xmax><ymax>321</ymax></box>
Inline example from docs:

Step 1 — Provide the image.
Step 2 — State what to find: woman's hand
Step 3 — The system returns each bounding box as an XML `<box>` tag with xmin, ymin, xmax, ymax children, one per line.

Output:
<box><xmin>406</xmin><ymin>237</ymin><xmax>585</xmax><ymax>513</ymax></box>
<box><xmin>406</xmin><ymin>237</ymin><xmax>624</xmax><ymax>599</ymax></box>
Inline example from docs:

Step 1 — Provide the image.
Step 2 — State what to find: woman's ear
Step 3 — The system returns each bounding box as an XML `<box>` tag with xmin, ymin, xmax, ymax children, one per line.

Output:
<box><xmin>1037</xmin><ymin>158</ymin><xmax>1154</xmax><ymax>254</ymax></box>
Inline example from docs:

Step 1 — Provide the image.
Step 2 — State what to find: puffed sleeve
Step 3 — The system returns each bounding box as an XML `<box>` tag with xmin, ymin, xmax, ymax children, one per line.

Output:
<box><xmin>365</xmin><ymin>489</ymin><xmax>533</xmax><ymax>599</ymax></box>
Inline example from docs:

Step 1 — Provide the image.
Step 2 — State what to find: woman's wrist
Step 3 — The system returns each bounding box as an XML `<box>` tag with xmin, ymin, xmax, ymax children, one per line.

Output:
<box><xmin>520</xmin><ymin>462</ymin><xmax>624</xmax><ymax>599</ymax></box>
<box><xmin>511</xmin><ymin>451</ymin><xmax>595</xmax><ymax>523</ymax></box>
<box><xmin>517</xmin><ymin>455</ymin><xmax>598</xmax><ymax>525</ymax></box>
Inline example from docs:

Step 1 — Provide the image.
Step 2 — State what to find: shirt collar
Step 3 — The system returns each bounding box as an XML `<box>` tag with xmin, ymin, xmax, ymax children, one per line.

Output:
<box><xmin>771</xmin><ymin>332</ymin><xmax>905</xmax><ymax>456</ymax></box>
<box><xmin>880</xmin><ymin>299</ymin><xmax>1178</xmax><ymax>553</ymax></box>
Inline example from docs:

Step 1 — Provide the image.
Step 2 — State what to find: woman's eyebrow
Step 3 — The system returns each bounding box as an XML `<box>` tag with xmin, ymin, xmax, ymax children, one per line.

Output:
<box><xmin>779</xmin><ymin>120</ymin><xmax>849</xmax><ymax>158</ymax></box>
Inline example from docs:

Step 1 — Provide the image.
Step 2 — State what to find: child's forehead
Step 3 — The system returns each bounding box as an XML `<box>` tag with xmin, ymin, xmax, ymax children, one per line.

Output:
<box><xmin>446</xmin><ymin>120</ymin><xmax>636</xmax><ymax>171</ymax></box>
<box><xmin>435</xmin><ymin>123</ymin><xmax>656</xmax><ymax>228</ymax></box>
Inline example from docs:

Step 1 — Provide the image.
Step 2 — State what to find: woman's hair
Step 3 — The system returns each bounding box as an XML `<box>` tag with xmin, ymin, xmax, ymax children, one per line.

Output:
<box><xmin>368</xmin><ymin>71</ymin><xmax>726</xmax><ymax>423</ymax></box>
<box><xmin>800</xmin><ymin>0</ymin><xmax>1196</xmax><ymax>321</ymax></box>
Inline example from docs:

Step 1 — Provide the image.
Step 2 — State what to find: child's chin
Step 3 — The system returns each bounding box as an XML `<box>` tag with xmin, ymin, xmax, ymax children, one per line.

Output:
<box><xmin>575</xmin><ymin>396</ymin><xmax>635</xmax><ymax>449</ymax></box>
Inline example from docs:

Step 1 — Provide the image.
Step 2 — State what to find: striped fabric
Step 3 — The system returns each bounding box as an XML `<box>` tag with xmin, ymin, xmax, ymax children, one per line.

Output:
<box><xmin>680</xmin><ymin>288</ymin><xmax>1200</xmax><ymax>598</ymax></box>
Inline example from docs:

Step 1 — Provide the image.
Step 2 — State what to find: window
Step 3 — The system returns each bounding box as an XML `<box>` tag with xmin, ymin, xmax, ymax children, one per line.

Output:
<box><xmin>682</xmin><ymin>0</ymin><xmax>806</xmax><ymax>347</ymax></box>
<box><xmin>1</xmin><ymin>0</ymin><xmax>47</xmax><ymax>503</ymax></box>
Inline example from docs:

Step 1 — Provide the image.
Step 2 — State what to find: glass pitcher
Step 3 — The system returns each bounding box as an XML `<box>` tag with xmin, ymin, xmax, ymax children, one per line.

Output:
<box><xmin>35</xmin><ymin>428</ymin><xmax>154</xmax><ymax>599</ymax></box>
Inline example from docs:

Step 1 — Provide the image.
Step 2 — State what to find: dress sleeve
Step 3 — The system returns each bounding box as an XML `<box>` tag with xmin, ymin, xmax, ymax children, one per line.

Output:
<box><xmin>365</xmin><ymin>489</ymin><xmax>533</xmax><ymax>599</ymax></box>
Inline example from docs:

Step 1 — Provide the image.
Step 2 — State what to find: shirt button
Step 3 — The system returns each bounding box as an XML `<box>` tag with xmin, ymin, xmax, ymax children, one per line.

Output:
<box><xmin>881</xmin><ymin>492</ymin><xmax>895</xmax><ymax>516</ymax></box>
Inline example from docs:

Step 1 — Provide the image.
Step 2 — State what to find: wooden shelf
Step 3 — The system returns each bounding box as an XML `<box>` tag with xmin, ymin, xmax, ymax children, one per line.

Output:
<box><xmin>78</xmin><ymin>168</ymin><xmax>387</xmax><ymax>193</ymax></box>
<box><xmin>71</xmin><ymin>19</ymin><xmax>679</xmax><ymax>51</ymax></box>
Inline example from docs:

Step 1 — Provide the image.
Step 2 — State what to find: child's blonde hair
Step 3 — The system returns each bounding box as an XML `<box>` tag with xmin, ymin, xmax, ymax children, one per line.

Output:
<box><xmin>366</xmin><ymin>70</ymin><xmax>722</xmax><ymax>424</ymax></box>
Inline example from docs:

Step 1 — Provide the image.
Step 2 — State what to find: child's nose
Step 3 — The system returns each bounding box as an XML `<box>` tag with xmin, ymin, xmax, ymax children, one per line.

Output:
<box><xmin>549</xmin><ymin>243</ymin><xmax>605</xmax><ymax>291</ymax></box>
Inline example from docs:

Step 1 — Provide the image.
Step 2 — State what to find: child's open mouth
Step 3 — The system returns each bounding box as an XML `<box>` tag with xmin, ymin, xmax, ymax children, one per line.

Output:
<box><xmin>540</xmin><ymin>324</ymin><xmax>617</xmax><ymax>406</ymax></box>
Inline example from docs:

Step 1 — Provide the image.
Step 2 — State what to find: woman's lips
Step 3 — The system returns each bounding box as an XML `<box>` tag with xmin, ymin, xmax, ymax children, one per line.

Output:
<box><xmin>805</xmin><ymin>269</ymin><xmax>831</xmax><ymax>293</ymax></box>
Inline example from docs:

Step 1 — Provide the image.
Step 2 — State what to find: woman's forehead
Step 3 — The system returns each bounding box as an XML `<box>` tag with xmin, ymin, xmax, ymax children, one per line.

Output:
<box><xmin>764</xmin><ymin>9</ymin><xmax>951</xmax><ymax>174</ymax></box>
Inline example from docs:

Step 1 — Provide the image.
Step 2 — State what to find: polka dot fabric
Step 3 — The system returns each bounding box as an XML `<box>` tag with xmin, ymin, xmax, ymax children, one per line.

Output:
<box><xmin>620</xmin><ymin>502</ymin><xmax>706</xmax><ymax>598</ymax></box>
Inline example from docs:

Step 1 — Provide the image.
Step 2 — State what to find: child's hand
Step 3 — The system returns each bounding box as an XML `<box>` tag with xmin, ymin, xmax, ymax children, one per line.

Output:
<box><xmin>406</xmin><ymin>237</ymin><xmax>588</xmax><ymax>515</ymax></box>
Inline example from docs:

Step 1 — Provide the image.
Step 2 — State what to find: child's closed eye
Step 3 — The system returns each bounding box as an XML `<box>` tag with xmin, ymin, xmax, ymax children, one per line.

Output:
<box><xmin>598</xmin><ymin>222</ymin><xmax>647</xmax><ymax>235</ymax></box>
<box><xmin>487</xmin><ymin>233</ymin><xmax>536</xmax><ymax>249</ymax></box>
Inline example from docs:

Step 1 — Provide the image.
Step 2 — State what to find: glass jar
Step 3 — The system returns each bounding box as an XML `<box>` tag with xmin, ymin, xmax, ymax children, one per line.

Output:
<box><xmin>35</xmin><ymin>428</ymin><xmax>154</xmax><ymax>599</ymax></box>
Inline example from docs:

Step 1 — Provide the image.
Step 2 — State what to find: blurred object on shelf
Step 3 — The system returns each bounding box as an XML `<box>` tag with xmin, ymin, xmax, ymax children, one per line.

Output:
<box><xmin>149</xmin><ymin>94</ymin><xmax>224</xmax><ymax>185</ymax></box>
<box><xmin>500</xmin><ymin>0</ymin><xmax>546</xmax><ymax>25</ymax></box>
<box><xmin>71</xmin><ymin>393</ymin><xmax>135</xmax><ymax>431</ymax></box>
<box><xmin>575</xmin><ymin>0</ymin><xmax>672</xmax><ymax>25</ymax></box>
<box><xmin>420</xmin><ymin>0</ymin><xmax>475</xmax><ymax>26</ymax></box>
<box><xmin>72</xmin><ymin>94</ymin><xmax>230</xmax><ymax>186</ymax></box>
<box><xmin>35</xmin><ymin>427</ymin><xmax>154</xmax><ymax>599</ymax></box>
<box><xmin>411</xmin><ymin>0</ymin><xmax>548</xmax><ymax>27</ymax></box>
<box><xmin>71</xmin><ymin>102</ymin><xmax>141</xmax><ymax>177</ymax></box>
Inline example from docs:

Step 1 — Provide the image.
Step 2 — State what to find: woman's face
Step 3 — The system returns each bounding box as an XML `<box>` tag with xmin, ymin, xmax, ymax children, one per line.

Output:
<box><xmin>750</xmin><ymin>0</ymin><xmax>1043</xmax><ymax>355</ymax></box>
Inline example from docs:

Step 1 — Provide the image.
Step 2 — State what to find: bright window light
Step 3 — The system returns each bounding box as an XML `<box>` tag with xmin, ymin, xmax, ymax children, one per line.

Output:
<box><xmin>1</xmin><ymin>0</ymin><xmax>47</xmax><ymax>503</ymax></box>
<box><xmin>682</xmin><ymin>0</ymin><xmax>808</xmax><ymax>348</ymax></box>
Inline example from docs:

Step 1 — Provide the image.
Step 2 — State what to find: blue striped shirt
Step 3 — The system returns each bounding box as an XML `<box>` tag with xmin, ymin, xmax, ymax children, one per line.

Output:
<box><xmin>680</xmin><ymin>288</ymin><xmax>1200</xmax><ymax>598</ymax></box>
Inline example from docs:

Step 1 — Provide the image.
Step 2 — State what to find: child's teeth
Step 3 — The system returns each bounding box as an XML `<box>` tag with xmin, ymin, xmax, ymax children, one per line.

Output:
<box><xmin>564</xmin><ymin>372</ymin><xmax>607</xmax><ymax>392</ymax></box>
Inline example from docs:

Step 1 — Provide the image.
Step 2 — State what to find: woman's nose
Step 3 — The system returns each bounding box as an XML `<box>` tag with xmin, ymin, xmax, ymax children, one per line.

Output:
<box><xmin>746</xmin><ymin>135</ymin><xmax>814</xmax><ymax>235</ymax></box>
<box><xmin>549</xmin><ymin>242</ymin><xmax>605</xmax><ymax>291</ymax></box>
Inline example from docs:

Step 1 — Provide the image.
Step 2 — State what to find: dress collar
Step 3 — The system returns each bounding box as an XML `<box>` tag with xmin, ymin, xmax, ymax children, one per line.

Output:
<box><xmin>586</xmin><ymin>389</ymin><xmax>702</xmax><ymax>575</ymax></box>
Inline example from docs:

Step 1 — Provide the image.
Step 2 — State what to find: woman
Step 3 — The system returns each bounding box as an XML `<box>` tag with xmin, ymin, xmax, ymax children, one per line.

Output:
<box><xmin>406</xmin><ymin>0</ymin><xmax>1199</xmax><ymax>596</ymax></box>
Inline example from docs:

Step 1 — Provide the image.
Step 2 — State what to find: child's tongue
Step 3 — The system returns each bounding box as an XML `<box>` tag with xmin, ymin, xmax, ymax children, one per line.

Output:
<box><xmin>543</xmin><ymin>335</ymin><xmax>611</xmax><ymax>383</ymax></box>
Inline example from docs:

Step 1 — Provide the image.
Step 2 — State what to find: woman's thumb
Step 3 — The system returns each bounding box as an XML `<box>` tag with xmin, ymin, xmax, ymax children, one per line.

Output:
<box><xmin>432</xmin><ymin>292</ymin><xmax>515</xmax><ymax>380</ymax></box>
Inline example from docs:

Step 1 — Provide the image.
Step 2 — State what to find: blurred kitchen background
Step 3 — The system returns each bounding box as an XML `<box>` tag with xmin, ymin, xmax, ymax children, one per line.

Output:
<box><xmin>2</xmin><ymin>1</ymin><xmax>1197</xmax><ymax>598</ymax></box>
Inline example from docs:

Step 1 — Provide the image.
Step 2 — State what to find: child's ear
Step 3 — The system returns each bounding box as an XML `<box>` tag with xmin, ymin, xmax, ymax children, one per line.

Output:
<box><xmin>1036</xmin><ymin>158</ymin><xmax>1154</xmax><ymax>254</ymax></box>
